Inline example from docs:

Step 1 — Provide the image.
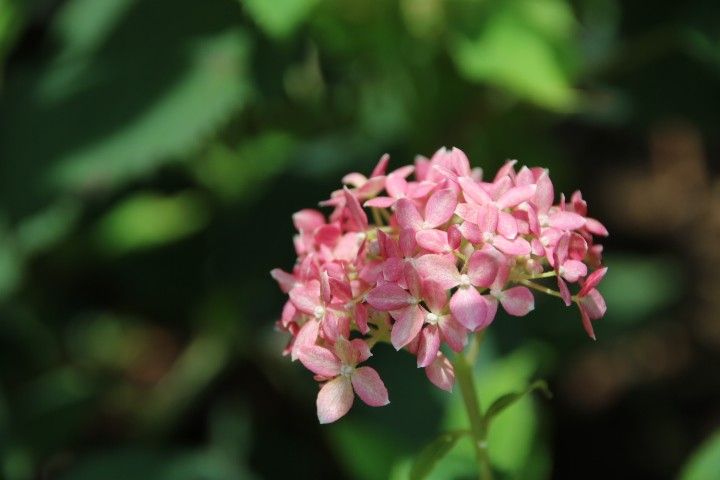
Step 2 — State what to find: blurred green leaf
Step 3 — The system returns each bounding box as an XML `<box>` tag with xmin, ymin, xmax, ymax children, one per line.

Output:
<box><xmin>95</xmin><ymin>191</ymin><xmax>210</xmax><ymax>254</ymax></box>
<box><xmin>410</xmin><ymin>430</ymin><xmax>469</xmax><ymax>480</ymax></box>
<box><xmin>602</xmin><ymin>254</ymin><xmax>682</xmax><ymax>322</ymax></box>
<box><xmin>483</xmin><ymin>380</ymin><xmax>552</xmax><ymax>427</ymax></box>
<box><xmin>15</xmin><ymin>200</ymin><xmax>82</xmax><ymax>256</ymax></box>
<box><xmin>680</xmin><ymin>429</ymin><xmax>720</xmax><ymax>480</ymax></box>
<box><xmin>450</xmin><ymin>0</ymin><xmax>578</xmax><ymax>110</ymax></box>
<box><xmin>0</xmin><ymin>225</ymin><xmax>22</xmax><ymax>300</ymax></box>
<box><xmin>242</xmin><ymin>0</ymin><xmax>319</xmax><ymax>39</ymax></box>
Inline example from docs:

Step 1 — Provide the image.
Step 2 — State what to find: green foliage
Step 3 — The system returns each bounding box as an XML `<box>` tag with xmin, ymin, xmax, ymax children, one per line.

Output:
<box><xmin>410</xmin><ymin>430</ymin><xmax>469</xmax><ymax>480</ymax></box>
<box><xmin>680</xmin><ymin>430</ymin><xmax>720</xmax><ymax>480</ymax></box>
<box><xmin>242</xmin><ymin>0</ymin><xmax>320</xmax><ymax>39</ymax></box>
<box><xmin>483</xmin><ymin>380</ymin><xmax>552</xmax><ymax>428</ymax></box>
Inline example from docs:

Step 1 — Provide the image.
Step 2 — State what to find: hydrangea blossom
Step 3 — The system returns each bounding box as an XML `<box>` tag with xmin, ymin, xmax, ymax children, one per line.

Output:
<box><xmin>271</xmin><ymin>148</ymin><xmax>608</xmax><ymax>423</ymax></box>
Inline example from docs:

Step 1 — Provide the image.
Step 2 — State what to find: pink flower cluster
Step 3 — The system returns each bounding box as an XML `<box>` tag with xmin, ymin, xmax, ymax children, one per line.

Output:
<box><xmin>272</xmin><ymin>148</ymin><xmax>608</xmax><ymax>423</ymax></box>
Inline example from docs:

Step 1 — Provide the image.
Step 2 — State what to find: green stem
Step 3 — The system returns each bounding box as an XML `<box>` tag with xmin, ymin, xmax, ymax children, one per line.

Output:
<box><xmin>454</xmin><ymin>337</ymin><xmax>494</xmax><ymax>480</ymax></box>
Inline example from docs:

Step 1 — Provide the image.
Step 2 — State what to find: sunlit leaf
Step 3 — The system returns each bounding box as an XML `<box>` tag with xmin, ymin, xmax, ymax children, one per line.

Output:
<box><xmin>483</xmin><ymin>380</ymin><xmax>552</xmax><ymax>427</ymax></box>
<box><xmin>95</xmin><ymin>191</ymin><xmax>210</xmax><ymax>254</ymax></box>
<box><xmin>242</xmin><ymin>0</ymin><xmax>319</xmax><ymax>39</ymax></box>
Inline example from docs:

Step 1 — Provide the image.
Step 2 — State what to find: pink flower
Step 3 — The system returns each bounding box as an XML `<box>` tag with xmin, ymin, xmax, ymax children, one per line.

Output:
<box><xmin>299</xmin><ymin>337</ymin><xmax>389</xmax><ymax>424</ymax></box>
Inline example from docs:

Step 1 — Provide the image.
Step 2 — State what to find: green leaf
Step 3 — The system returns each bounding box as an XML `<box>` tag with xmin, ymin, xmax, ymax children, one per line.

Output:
<box><xmin>484</xmin><ymin>380</ymin><xmax>552</xmax><ymax>426</ymax></box>
<box><xmin>681</xmin><ymin>429</ymin><xmax>720</xmax><ymax>480</ymax></box>
<box><xmin>94</xmin><ymin>191</ymin><xmax>210</xmax><ymax>254</ymax></box>
<box><xmin>242</xmin><ymin>0</ymin><xmax>319</xmax><ymax>39</ymax></box>
<box><xmin>410</xmin><ymin>430</ymin><xmax>469</xmax><ymax>480</ymax></box>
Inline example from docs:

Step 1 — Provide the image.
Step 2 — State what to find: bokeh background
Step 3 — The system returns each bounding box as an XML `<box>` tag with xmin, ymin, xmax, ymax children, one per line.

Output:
<box><xmin>1</xmin><ymin>0</ymin><xmax>720</xmax><ymax>479</ymax></box>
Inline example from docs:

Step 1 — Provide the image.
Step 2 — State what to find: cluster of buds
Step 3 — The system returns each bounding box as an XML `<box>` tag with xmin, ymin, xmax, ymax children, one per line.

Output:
<box><xmin>272</xmin><ymin>148</ymin><xmax>608</xmax><ymax>423</ymax></box>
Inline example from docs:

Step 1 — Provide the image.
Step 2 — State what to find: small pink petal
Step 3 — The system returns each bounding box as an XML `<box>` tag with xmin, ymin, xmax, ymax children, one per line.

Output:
<box><xmin>416</xmin><ymin>229</ymin><xmax>450</xmax><ymax>253</ymax></box>
<box><xmin>500</xmin><ymin>286</ymin><xmax>535</xmax><ymax>316</ymax></box>
<box><xmin>270</xmin><ymin>269</ymin><xmax>296</xmax><ymax>293</ymax></box>
<box><xmin>458</xmin><ymin>221</ymin><xmax>483</xmax><ymax>243</ymax></box>
<box><xmin>458</xmin><ymin>176</ymin><xmax>492</xmax><ymax>204</ymax></box>
<box><xmin>579</xmin><ymin>305</ymin><xmax>596</xmax><ymax>340</ymax></box>
<box><xmin>343</xmin><ymin>187</ymin><xmax>369</xmax><ymax>230</ymax></box>
<box><xmin>450</xmin><ymin>287</ymin><xmax>487</xmax><ymax>331</ymax></box>
<box><xmin>333</xmin><ymin>336</ymin><xmax>354</xmax><ymax>366</ymax></box>
<box><xmin>447</xmin><ymin>225</ymin><xmax>462</xmax><ymax>250</ymax></box>
<box><xmin>351</xmin><ymin>339</ymin><xmax>373</xmax><ymax>363</ymax></box>
<box><xmin>533</xmin><ymin>170</ymin><xmax>554</xmax><ymax>212</ymax></box>
<box><xmin>371</xmin><ymin>153</ymin><xmax>391</xmax><ymax>177</ymax></box>
<box><xmin>438</xmin><ymin>315</ymin><xmax>468</xmax><ymax>352</ymax></box>
<box><xmin>404</xmin><ymin>263</ymin><xmax>423</xmax><ymax>299</ymax></box>
<box><xmin>289</xmin><ymin>282</ymin><xmax>320</xmax><ymax>315</ymax></box>
<box><xmin>342</xmin><ymin>172</ymin><xmax>367</xmax><ymax>187</ymax></box>
<box><xmin>320</xmin><ymin>271</ymin><xmax>332</xmax><ymax>304</ymax></box>
<box><xmin>386</xmin><ymin>172</ymin><xmax>409</xmax><ymax>199</ymax></box>
<box><xmin>558</xmin><ymin>277</ymin><xmax>572</xmax><ymax>306</ymax></box>
<box><xmin>496</xmin><ymin>184</ymin><xmax>537</xmax><ymax>209</ymax></box>
<box><xmin>291</xmin><ymin>319</ymin><xmax>319</xmax><ymax>361</ymax></box>
<box><xmin>497</xmin><ymin>211</ymin><xmax>518</xmax><ymax>239</ymax></box>
<box><xmin>467</xmin><ymin>250</ymin><xmax>499</xmax><ymax>288</ymax></box>
<box><xmin>493</xmin><ymin>236</ymin><xmax>531</xmax><ymax>256</ymax></box>
<box><xmin>364</xmin><ymin>197</ymin><xmax>396</xmax><ymax>208</ymax></box>
<box><xmin>580</xmin><ymin>289</ymin><xmax>606</xmax><ymax>319</ymax></box>
<box><xmin>414</xmin><ymin>254</ymin><xmax>461</xmax><ymax>290</ymax></box>
<box><xmin>426</xmin><ymin>353</ymin><xmax>455</xmax><ymax>392</ymax></box>
<box><xmin>549</xmin><ymin>211</ymin><xmax>586</xmax><ymax>230</ymax></box>
<box><xmin>424</xmin><ymin>189</ymin><xmax>458</xmax><ymax>228</ymax></box>
<box><xmin>421</xmin><ymin>280</ymin><xmax>448</xmax><ymax>313</ymax></box>
<box><xmin>580</xmin><ymin>267</ymin><xmax>608</xmax><ymax>297</ymax></box>
<box><xmin>416</xmin><ymin>325</ymin><xmax>441</xmax><ymax>368</ymax></box>
<box><xmin>561</xmin><ymin>260</ymin><xmax>587</xmax><ymax>282</ymax></box>
<box><xmin>354</xmin><ymin>303</ymin><xmax>369</xmax><ymax>334</ymax></box>
<box><xmin>367</xmin><ymin>283</ymin><xmax>414</xmax><ymax>311</ymax></box>
<box><xmin>390</xmin><ymin>305</ymin><xmax>425</xmax><ymax>350</ymax></box>
<box><xmin>399</xmin><ymin>228</ymin><xmax>417</xmax><ymax>257</ymax></box>
<box><xmin>351</xmin><ymin>367</ymin><xmax>390</xmax><ymax>407</ymax></box>
<box><xmin>585</xmin><ymin>217</ymin><xmax>609</xmax><ymax>236</ymax></box>
<box><xmin>293</xmin><ymin>209</ymin><xmax>325</xmax><ymax>232</ymax></box>
<box><xmin>395</xmin><ymin>198</ymin><xmax>423</xmax><ymax>231</ymax></box>
<box><xmin>298</xmin><ymin>346</ymin><xmax>341</xmax><ymax>377</ymax></box>
<box><xmin>317</xmin><ymin>376</ymin><xmax>354</xmax><ymax>424</ymax></box>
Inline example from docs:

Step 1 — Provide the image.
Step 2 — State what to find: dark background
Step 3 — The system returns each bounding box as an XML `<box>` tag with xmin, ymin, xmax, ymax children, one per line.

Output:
<box><xmin>1</xmin><ymin>0</ymin><xmax>719</xmax><ymax>479</ymax></box>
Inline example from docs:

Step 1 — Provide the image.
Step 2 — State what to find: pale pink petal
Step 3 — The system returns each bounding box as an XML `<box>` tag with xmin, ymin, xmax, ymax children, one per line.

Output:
<box><xmin>424</xmin><ymin>189</ymin><xmax>458</xmax><ymax>228</ymax></box>
<box><xmin>270</xmin><ymin>269</ymin><xmax>297</xmax><ymax>293</ymax></box>
<box><xmin>549</xmin><ymin>211</ymin><xmax>586</xmax><ymax>230</ymax></box>
<box><xmin>493</xmin><ymin>236</ymin><xmax>531</xmax><ymax>256</ymax></box>
<box><xmin>414</xmin><ymin>254</ymin><xmax>460</xmax><ymax>290</ymax></box>
<box><xmin>357</xmin><ymin>177</ymin><xmax>386</xmax><ymax>197</ymax></box>
<box><xmin>496</xmin><ymin>184</ymin><xmax>537</xmax><ymax>209</ymax></box>
<box><xmin>533</xmin><ymin>170</ymin><xmax>554</xmax><ymax>212</ymax></box>
<box><xmin>317</xmin><ymin>376</ymin><xmax>354</xmax><ymax>424</ymax></box>
<box><xmin>408</xmin><ymin>181</ymin><xmax>436</xmax><ymax>199</ymax></box>
<box><xmin>421</xmin><ymin>280</ymin><xmax>448</xmax><ymax>313</ymax></box>
<box><xmin>579</xmin><ymin>267</ymin><xmax>608</xmax><ymax>297</ymax></box>
<box><xmin>447</xmin><ymin>225</ymin><xmax>462</xmax><ymax>250</ymax></box>
<box><xmin>343</xmin><ymin>187</ymin><xmax>369</xmax><ymax>230</ymax></box>
<box><xmin>494</xmin><ymin>159</ymin><xmax>518</xmax><ymax>182</ymax></box>
<box><xmin>450</xmin><ymin>287</ymin><xmax>487</xmax><ymax>331</ymax></box>
<box><xmin>585</xmin><ymin>217</ymin><xmax>609</xmax><ymax>236</ymax></box>
<box><xmin>342</xmin><ymin>172</ymin><xmax>368</xmax><ymax>187</ymax></box>
<box><xmin>298</xmin><ymin>346</ymin><xmax>341</xmax><ymax>377</ymax></box>
<box><xmin>320</xmin><ymin>271</ymin><xmax>332</xmax><ymax>304</ymax></box>
<box><xmin>293</xmin><ymin>209</ymin><xmax>325</xmax><ymax>232</ymax></box>
<box><xmin>579</xmin><ymin>305</ymin><xmax>596</xmax><ymax>340</ymax></box>
<box><xmin>426</xmin><ymin>353</ymin><xmax>455</xmax><ymax>392</ymax></box>
<box><xmin>404</xmin><ymin>263</ymin><xmax>423</xmax><ymax>299</ymax></box>
<box><xmin>334</xmin><ymin>336</ymin><xmax>354</xmax><ymax>366</ymax></box>
<box><xmin>364</xmin><ymin>197</ymin><xmax>396</xmax><ymax>208</ymax></box>
<box><xmin>458</xmin><ymin>221</ymin><xmax>483</xmax><ymax>243</ymax></box>
<box><xmin>289</xmin><ymin>282</ymin><xmax>320</xmax><ymax>315</ymax></box>
<box><xmin>449</xmin><ymin>147</ymin><xmax>472</xmax><ymax>176</ymax></box>
<box><xmin>477</xmin><ymin>204</ymin><xmax>498</xmax><ymax>232</ymax></box>
<box><xmin>561</xmin><ymin>260</ymin><xmax>587</xmax><ymax>282</ymax></box>
<box><xmin>367</xmin><ymin>283</ymin><xmax>414</xmax><ymax>311</ymax></box>
<box><xmin>351</xmin><ymin>367</ymin><xmax>390</xmax><ymax>407</ymax></box>
<box><xmin>458</xmin><ymin>176</ymin><xmax>492</xmax><ymax>204</ymax></box>
<box><xmin>497</xmin><ymin>211</ymin><xmax>518</xmax><ymax>239</ymax></box>
<box><xmin>371</xmin><ymin>153</ymin><xmax>391</xmax><ymax>177</ymax></box>
<box><xmin>382</xmin><ymin>257</ymin><xmax>404</xmax><ymax>283</ymax></box>
<box><xmin>416</xmin><ymin>229</ymin><xmax>450</xmax><ymax>253</ymax></box>
<box><xmin>314</xmin><ymin>224</ymin><xmax>341</xmax><ymax>246</ymax></box>
<box><xmin>291</xmin><ymin>319</ymin><xmax>319</xmax><ymax>361</ymax></box>
<box><xmin>386</xmin><ymin>172</ymin><xmax>409</xmax><ymax>198</ymax></box>
<box><xmin>399</xmin><ymin>228</ymin><xmax>417</xmax><ymax>257</ymax></box>
<box><xmin>500</xmin><ymin>286</ymin><xmax>535</xmax><ymax>316</ymax></box>
<box><xmin>351</xmin><ymin>339</ymin><xmax>373</xmax><ymax>363</ymax></box>
<box><xmin>395</xmin><ymin>198</ymin><xmax>423</xmax><ymax>231</ymax></box>
<box><xmin>580</xmin><ymin>289</ymin><xmax>606</xmax><ymax>319</ymax></box>
<box><xmin>416</xmin><ymin>325</ymin><xmax>441</xmax><ymax>368</ymax></box>
<box><xmin>321</xmin><ymin>311</ymin><xmax>350</xmax><ymax>343</ymax></box>
<box><xmin>438</xmin><ymin>315</ymin><xmax>468</xmax><ymax>352</ymax></box>
<box><xmin>558</xmin><ymin>277</ymin><xmax>572</xmax><ymax>306</ymax></box>
<box><xmin>354</xmin><ymin>303</ymin><xmax>369</xmax><ymax>334</ymax></box>
<box><xmin>391</xmin><ymin>305</ymin><xmax>424</xmax><ymax>350</ymax></box>
<box><xmin>467</xmin><ymin>250</ymin><xmax>499</xmax><ymax>288</ymax></box>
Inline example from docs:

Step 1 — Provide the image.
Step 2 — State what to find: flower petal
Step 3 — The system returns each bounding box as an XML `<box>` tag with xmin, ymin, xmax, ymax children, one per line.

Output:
<box><xmin>291</xmin><ymin>319</ymin><xmax>319</xmax><ymax>361</ymax></box>
<box><xmin>438</xmin><ymin>315</ymin><xmax>467</xmax><ymax>352</ymax></box>
<box><xmin>414</xmin><ymin>254</ymin><xmax>460</xmax><ymax>290</ymax></box>
<box><xmin>579</xmin><ymin>267</ymin><xmax>608</xmax><ymax>297</ymax></box>
<box><xmin>426</xmin><ymin>353</ymin><xmax>455</xmax><ymax>392</ymax></box>
<box><xmin>417</xmin><ymin>325</ymin><xmax>441</xmax><ymax>368</ymax></box>
<box><xmin>351</xmin><ymin>367</ymin><xmax>390</xmax><ymax>407</ymax></box>
<box><xmin>499</xmin><ymin>286</ymin><xmax>535</xmax><ymax>316</ymax></box>
<box><xmin>423</xmin><ymin>189</ymin><xmax>457</xmax><ymax>229</ymax></box>
<box><xmin>549</xmin><ymin>211</ymin><xmax>586</xmax><ymax>230</ymax></box>
<box><xmin>467</xmin><ymin>250</ymin><xmax>499</xmax><ymax>288</ymax></box>
<box><xmin>450</xmin><ymin>287</ymin><xmax>487</xmax><ymax>331</ymax></box>
<box><xmin>391</xmin><ymin>305</ymin><xmax>425</xmax><ymax>350</ymax></box>
<box><xmin>416</xmin><ymin>229</ymin><xmax>450</xmax><ymax>253</ymax></box>
<box><xmin>496</xmin><ymin>184</ymin><xmax>537</xmax><ymax>209</ymax></box>
<box><xmin>317</xmin><ymin>376</ymin><xmax>354</xmax><ymax>424</ymax></box>
<box><xmin>367</xmin><ymin>283</ymin><xmax>414</xmax><ymax>311</ymax></box>
<box><xmin>395</xmin><ymin>198</ymin><xmax>423</xmax><ymax>231</ymax></box>
<box><xmin>497</xmin><ymin>211</ymin><xmax>518</xmax><ymax>239</ymax></box>
<box><xmin>298</xmin><ymin>346</ymin><xmax>341</xmax><ymax>377</ymax></box>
